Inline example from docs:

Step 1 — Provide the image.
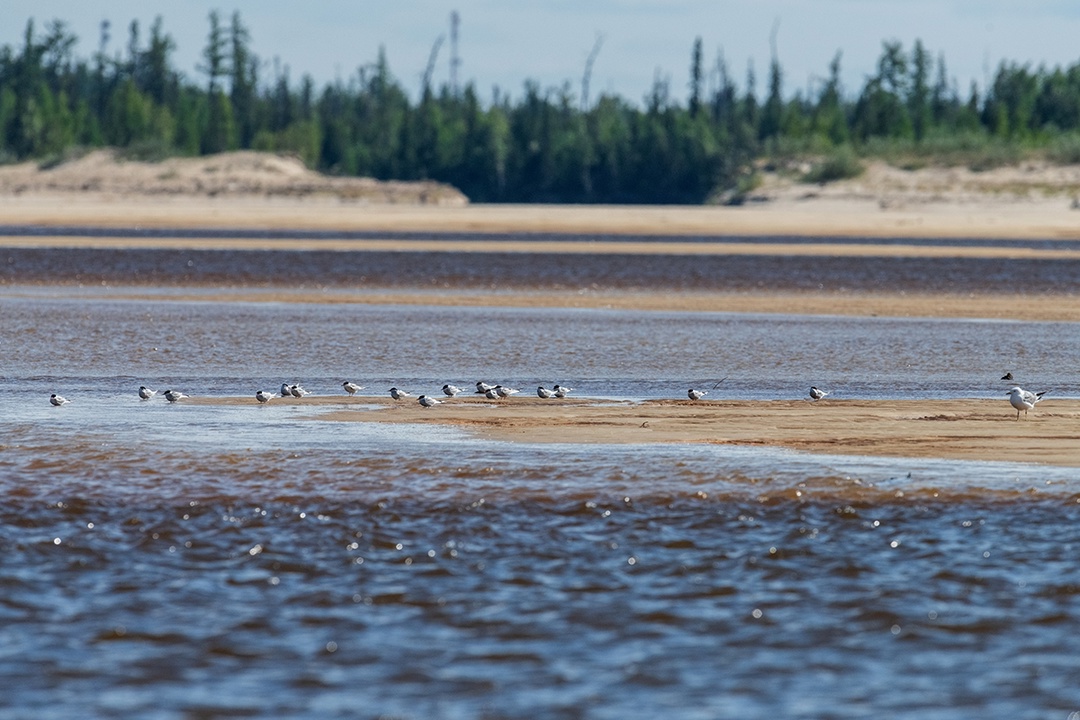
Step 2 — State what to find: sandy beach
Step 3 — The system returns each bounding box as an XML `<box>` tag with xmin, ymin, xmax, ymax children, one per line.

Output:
<box><xmin>5</xmin><ymin>151</ymin><xmax>1080</xmax><ymax>466</ymax></box>
<box><xmin>179</xmin><ymin>394</ymin><xmax>1080</xmax><ymax>469</ymax></box>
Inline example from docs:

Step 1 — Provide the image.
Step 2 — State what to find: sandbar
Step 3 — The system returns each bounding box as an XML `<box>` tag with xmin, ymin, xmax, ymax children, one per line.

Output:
<box><xmin>188</xmin><ymin>395</ymin><xmax>1080</xmax><ymax>468</ymax></box>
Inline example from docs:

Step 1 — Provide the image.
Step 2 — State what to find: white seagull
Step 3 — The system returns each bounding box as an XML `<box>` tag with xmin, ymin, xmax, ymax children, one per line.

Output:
<box><xmin>553</xmin><ymin>384</ymin><xmax>573</xmax><ymax>398</ymax></box>
<box><xmin>1007</xmin><ymin>386</ymin><xmax>1049</xmax><ymax>420</ymax></box>
<box><xmin>443</xmin><ymin>384</ymin><xmax>462</xmax><ymax>397</ymax></box>
<box><xmin>495</xmin><ymin>385</ymin><xmax>520</xmax><ymax>398</ymax></box>
<box><xmin>280</xmin><ymin>383</ymin><xmax>293</xmax><ymax>397</ymax></box>
<box><xmin>809</xmin><ymin>386</ymin><xmax>829</xmax><ymax>401</ymax></box>
<box><xmin>342</xmin><ymin>381</ymin><xmax>364</xmax><ymax>395</ymax></box>
<box><xmin>418</xmin><ymin>395</ymin><xmax>443</xmax><ymax>408</ymax></box>
<box><xmin>390</xmin><ymin>387</ymin><xmax>412</xmax><ymax>400</ymax></box>
<box><xmin>164</xmin><ymin>389</ymin><xmax>188</xmax><ymax>403</ymax></box>
<box><xmin>256</xmin><ymin>390</ymin><xmax>275</xmax><ymax>404</ymax></box>
<box><xmin>289</xmin><ymin>384</ymin><xmax>310</xmax><ymax>398</ymax></box>
<box><xmin>476</xmin><ymin>381</ymin><xmax>496</xmax><ymax>394</ymax></box>
<box><xmin>537</xmin><ymin>386</ymin><xmax>556</xmax><ymax>398</ymax></box>
<box><xmin>138</xmin><ymin>386</ymin><xmax>157</xmax><ymax>400</ymax></box>
<box><xmin>688</xmin><ymin>388</ymin><xmax>707</xmax><ymax>400</ymax></box>
<box><xmin>50</xmin><ymin>393</ymin><xmax>69</xmax><ymax>406</ymax></box>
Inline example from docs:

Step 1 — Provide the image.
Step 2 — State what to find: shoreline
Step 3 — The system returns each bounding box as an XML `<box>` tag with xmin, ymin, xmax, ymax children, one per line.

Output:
<box><xmin>185</xmin><ymin>395</ymin><xmax>1080</xmax><ymax>468</ymax></box>
<box><xmin>2</xmin><ymin>192</ymin><xmax>1080</xmax><ymax>241</ymax></box>
<box><xmin>3</xmin><ymin>285</ymin><xmax>1078</xmax><ymax>323</ymax></box>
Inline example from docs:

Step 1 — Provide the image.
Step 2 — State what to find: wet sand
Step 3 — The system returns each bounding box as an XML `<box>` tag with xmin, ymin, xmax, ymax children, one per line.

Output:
<box><xmin>187</xmin><ymin>395</ymin><xmax>1080</xmax><ymax>467</ymax></box>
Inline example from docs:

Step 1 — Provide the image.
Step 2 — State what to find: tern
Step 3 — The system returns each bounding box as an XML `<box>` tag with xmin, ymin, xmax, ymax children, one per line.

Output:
<box><xmin>537</xmin><ymin>386</ymin><xmax>556</xmax><ymax>398</ymax></box>
<box><xmin>50</xmin><ymin>394</ymin><xmax>69</xmax><ymax>406</ymax></box>
<box><xmin>809</xmin><ymin>386</ymin><xmax>829</xmax><ymax>401</ymax></box>
<box><xmin>476</xmin><ymin>381</ymin><xmax>496</xmax><ymax>394</ymax></box>
<box><xmin>342</xmin><ymin>381</ymin><xmax>364</xmax><ymax>395</ymax></box>
<box><xmin>495</xmin><ymin>385</ymin><xmax>520</xmax><ymax>398</ymax></box>
<box><xmin>1001</xmin><ymin>372</ymin><xmax>1014</xmax><ymax>381</ymax></box>
<box><xmin>443</xmin><ymin>384</ymin><xmax>462</xmax><ymax>397</ymax></box>
<box><xmin>256</xmin><ymin>390</ymin><xmax>274</xmax><ymax>404</ymax></box>
<box><xmin>280</xmin><ymin>383</ymin><xmax>293</xmax><ymax>397</ymax></box>
<box><xmin>164</xmin><ymin>389</ymin><xmax>188</xmax><ymax>403</ymax></box>
<box><xmin>289</xmin><ymin>384</ymin><xmax>310</xmax><ymax>398</ymax></box>
<box><xmin>418</xmin><ymin>395</ymin><xmax>443</xmax><ymax>408</ymax></box>
<box><xmin>1007</xmin><ymin>386</ymin><xmax>1048</xmax><ymax>420</ymax></box>
<box><xmin>553</xmin><ymin>384</ymin><xmax>573</xmax><ymax>398</ymax></box>
<box><xmin>688</xmin><ymin>389</ymin><xmax>707</xmax><ymax>400</ymax></box>
<box><xmin>138</xmin><ymin>386</ymin><xmax>157</xmax><ymax>400</ymax></box>
<box><xmin>390</xmin><ymin>387</ymin><xmax>412</xmax><ymax>400</ymax></box>
<box><xmin>484</xmin><ymin>387</ymin><xmax>500</xmax><ymax>400</ymax></box>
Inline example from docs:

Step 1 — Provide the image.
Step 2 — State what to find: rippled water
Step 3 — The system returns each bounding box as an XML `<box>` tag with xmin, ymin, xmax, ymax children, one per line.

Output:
<box><xmin>2</xmin><ymin>280</ymin><xmax>1080</xmax><ymax>717</ymax></box>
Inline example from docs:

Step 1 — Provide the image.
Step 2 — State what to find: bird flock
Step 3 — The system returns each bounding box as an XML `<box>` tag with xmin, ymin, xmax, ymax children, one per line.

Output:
<box><xmin>46</xmin><ymin>373</ymin><xmax>1053</xmax><ymax>419</ymax></box>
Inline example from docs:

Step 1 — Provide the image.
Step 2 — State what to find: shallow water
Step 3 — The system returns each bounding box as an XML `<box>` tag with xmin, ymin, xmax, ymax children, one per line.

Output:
<box><xmin>2</xmin><ymin>293</ymin><xmax>1080</xmax><ymax>718</ymax></box>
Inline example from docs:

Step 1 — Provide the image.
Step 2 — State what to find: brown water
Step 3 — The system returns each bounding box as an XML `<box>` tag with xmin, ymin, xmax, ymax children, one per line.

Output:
<box><xmin>2</xmin><ymin>243</ymin><xmax>1080</xmax><ymax>719</ymax></box>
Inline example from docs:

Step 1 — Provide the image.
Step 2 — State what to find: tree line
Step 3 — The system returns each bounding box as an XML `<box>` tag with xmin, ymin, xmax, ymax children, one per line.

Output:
<box><xmin>5</xmin><ymin>12</ymin><xmax>1080</xmax><ymax>204</ymax></box>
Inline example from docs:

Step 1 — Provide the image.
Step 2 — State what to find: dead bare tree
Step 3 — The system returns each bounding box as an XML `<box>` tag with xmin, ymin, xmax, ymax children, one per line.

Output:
<box><xmin>422</xmin><ymin>35</ymin><xmax>444</xmax><ymax>92</ymax></box>
<box><xmin>580</xmin><ymin>33</ymin><xmax>604</xmax><ymax>111</ymax></box>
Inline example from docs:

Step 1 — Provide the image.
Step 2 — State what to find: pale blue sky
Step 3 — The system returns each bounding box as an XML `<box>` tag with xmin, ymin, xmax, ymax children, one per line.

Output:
<box><xmin>6</xmin><ymin>1</ymin><xmax>1080</xmax><ymax>105</ymax></box>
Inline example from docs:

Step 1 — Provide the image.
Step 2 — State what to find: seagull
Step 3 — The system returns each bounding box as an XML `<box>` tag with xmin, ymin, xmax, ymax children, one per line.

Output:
<box><xmin>289</xmin><ymin>384</ymin><xmax>310</xmax><ymax>398</ymax></box>
<box><xmin>1001</xmin><ymin>372</ymin><xmax>1014</xmax><ymax>381</ymax></box>
<box><xmin>342</xmin><ymin>381</ymin><xmax>364</xmax><ymax>395</ymax></box>
<box><xmin>138</xmin><ymin>386</ymin><xmax>157</xmax><ymax>400</ymax></box>
<box><xmin>1007</xmin><ymin>386</ymin><xmax>1049</xmax><ymax>420</ymax></box>
<box><xmin>537</xmin><ymin>386</ymin><xmax>556</xmax><ymax>398</ymax></box>
<box><xmin>280</xmin><ymin>383</ymin><xmax>293</xmax><ymax>397</ymax></box>
<box><xmin>50</xmin><ymin>393</ymin><xmax>69</xmax><ymax>406</ymax></box>
<box><xmin>256</xmin><ymin>390</ymin><xmax>274</xmax><ymax>404</ymax></box>
<box><xmin>495</xmin><ymin>385</ymin><xmax>520</xmax><ymax>398</ymax></box>
<box><xmin>553</xmin><ymin>384</ymin><xmax>573</xmax><ymax>398</ymax></box>
<box><xmin>418</xmin><ymin>395</ymin><xmax>443</xmax><ymax>408</ymax></box>
<box><xmin>688</xmin><ymin>388</ymin><xmax>707</xmax><ymax>400</ymax></box>
<box><xmin>443</xmin><ymin>384</ymin><xmax>462</xmax><ymax>397</ymax></box>
<box><xmin>476</xmin><ymin>381</ymin><xmax>495</xmax><ymax>394</ymax></box>
<box><xmin>390</xmin><ymin>387</ymin><xmax>412</xmax><ymax>400</ymax></box>
<box><xmin>164</xmin><ymin>389</ymin><xmax>188</xmax><ymax>403</ymax></box>
<box><xmin>809</xmin><ymin>386</ymin><xmax>829</xmax><ymax>401</ymax></box>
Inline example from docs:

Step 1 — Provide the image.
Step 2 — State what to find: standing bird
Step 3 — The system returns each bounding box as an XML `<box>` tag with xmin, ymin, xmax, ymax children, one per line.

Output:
<box><xmin>537</xmin><ymin>386</ymin><xmax>556</xmax><ymax>398</ymax></box>
<box><xmin>138</xmin><ymin>386</ymin><xmax>157</xmax><ymax>400</ymax></box>
<box><xmin>809</xmin><ymin>386</ymin><xmax>829</xmax><ymax>401</ymax></box>
<box><xmin>342</xmin><ymin>381</ymin><xmax>364</xmax><ymax>395</ymax></box>
<box><xmin>418</xmin><ymin>395</ymin><xmax>443</xmax><ymax>408</ymax></box>
<box><xmin>389</xmin><ymin>387</ymin><xmax>412</xmax><ymax>400</ymax></box>
<box><xmin>280</xmin><ymin>383</ymin><xmax>293</xmax><ymax>397</ymax></box>
<box><xmin>476</xmin><ymin>381</ymin><xmax>495</xmax><ymax>394</ymax></box>
<box><xmin>484</xmin><ymin>387</ymin><xmax>501</xmax><ymax>400</ymax></box>
<box><xmin>1007</xmin><ymin>386</ymin><xmax>1048</xmax><ymax>420</ymax></box>
<box><xmin>553</xmin><ymin>384</ymin><xmax>573</xmax><ymax>398</ymax></box>
<box><xmin>688</xmin><ymin>388</ymin><xmax>707</xmax><ymax>400</ymax></box>
<box><xmin>495</xmin><ymin>385</ymin><xmax>520</xmax><ymax>398</ymax></box>
<box><xmin>50</xmin><ymin>394</ymin><xmax>70</xmax><ymax>406</ymax></box>
<box><xmin>256</xmin><ymin>390</ymin><xmax>274</xmax><ymax>404</ymax></box>
<box><xmin>443</xmin><ymin>384</ymin><xmax>462</xmax><ymax>397</ymax></box>
<box><xmin>289</xmin><ymin>384</ymin><xmax>310</xmax><ymax>398</ymax></box>
<box><xmin>164</xmin><ymin>389</ymin><xmax>188</xmax><ymax>403</ymax></box>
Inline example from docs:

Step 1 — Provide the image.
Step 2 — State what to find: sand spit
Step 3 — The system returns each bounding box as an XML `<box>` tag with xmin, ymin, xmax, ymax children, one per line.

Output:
<box><xmin>185</xmin><ymin>394</ymin><xmax>1080</xmax><ymax>468</ymax></box>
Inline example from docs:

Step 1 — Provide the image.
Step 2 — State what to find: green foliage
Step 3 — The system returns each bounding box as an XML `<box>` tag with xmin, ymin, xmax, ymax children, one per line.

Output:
<box><xmin>802</xmin><ymin>146</ymin><xmax>863</xmax><ymax>183</ymax></box>
<box><xmin>1045</xmin><ymin>133</ymin><xmax>1080</xmax><ymax>164</ymax></box>
<box><xmin>6</xmin><ymin>15</ymin><xmax>1080</xmax><ymax>203</ymax></box>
